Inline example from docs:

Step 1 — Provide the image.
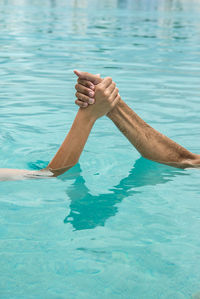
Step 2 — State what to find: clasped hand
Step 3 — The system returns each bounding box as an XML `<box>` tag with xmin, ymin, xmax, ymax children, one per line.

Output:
<box><xmin>74</xmin><ymin>70</ymin><xmax>120</xmax><ymax>119</ymax></box>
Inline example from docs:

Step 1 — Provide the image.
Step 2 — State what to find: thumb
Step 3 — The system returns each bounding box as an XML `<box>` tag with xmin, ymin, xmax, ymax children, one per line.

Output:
<box><xmin>74</xmin><ymin>70</ymin><xmax>102</xmax><ymax>84</ymax></box>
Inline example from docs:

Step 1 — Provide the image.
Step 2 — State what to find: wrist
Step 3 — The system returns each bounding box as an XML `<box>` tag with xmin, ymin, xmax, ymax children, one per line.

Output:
<box><xmin>107</xmin><ymin>97</ymin><xmax>124</xmax><ymax>119</ymax></box>
<box><xmin>78</xmin><ymin>108</ymin><xmax>97</xmax><ymax>125</ymax></box>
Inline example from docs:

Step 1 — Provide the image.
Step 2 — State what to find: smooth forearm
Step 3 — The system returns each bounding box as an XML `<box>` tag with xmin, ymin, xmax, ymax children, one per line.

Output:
<box><xmin>48</xmin><ymin>76</ymin><xmax>119</xmax><ymax>176</ymax></box>
<box><xmin>0</xmin><ymin>109</ymin><xmax>95</xmax><ymax>181</ymax></box>
<box><xmin>107</xmin><ymin>98</ymin><xmax>197</xmax><ymax>167</ymax></box>
<box><xmin>48</xmin><ymin>109</ymin><xmax>96</xmax><ymax>175</ymax></box>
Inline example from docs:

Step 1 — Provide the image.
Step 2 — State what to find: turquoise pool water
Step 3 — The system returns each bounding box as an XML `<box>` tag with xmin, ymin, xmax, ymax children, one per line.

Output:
<box><xmin>1</xmin><ymin>0</ymin><xmax>200</xmax><ymax>297</ymax></box>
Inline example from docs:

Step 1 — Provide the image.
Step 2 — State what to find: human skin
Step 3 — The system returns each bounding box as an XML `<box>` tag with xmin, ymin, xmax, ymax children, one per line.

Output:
<box><xmin>47</xmin><ymin>77</ymin><xmax>119</xmax><ymax>175</ymax></box>
<box><xmin>74</xmin><ymin>71</ymin><xmax>200</xmax><ymax>169</ymax></box>
<box><xmin>0</xmin><ymin>77</ymin><xmax>119</xmax><ymax>181</ymax></box>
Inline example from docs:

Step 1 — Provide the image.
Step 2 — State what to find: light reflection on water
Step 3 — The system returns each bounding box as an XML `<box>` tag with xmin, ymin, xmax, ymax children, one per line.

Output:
<box><xmin>63</xmin><ymin>159</ymin><xmax>187</xmax><ymax>231</ymax></box>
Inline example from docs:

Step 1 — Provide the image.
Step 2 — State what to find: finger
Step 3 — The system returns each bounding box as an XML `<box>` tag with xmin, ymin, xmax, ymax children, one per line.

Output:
<box><xmin>75</xmin><ymin>83</ymin><xmax>95</xmax><ymax>97</ymax></box>
<box><xmin>77</xmin><ymin>78</ymin><xmax>95</xmax><ymax>90</ymax></box>
<box><xmin>106</xmin><ymin>81</ymin><xmax>116</xmax><ymax>95</ymax></box>
<box><xmin>110</xmin><ymin>94</ymin><xmax>121</xmax><ymax>110</ymax></box>
<box><xmin>75</xmin><ymin>99</ymin><xmax>88</xmax><ymax>108</ymax></box>
<box><xmin>109</xmin><ymin>87</ymin><xmax>119</xmax><ymax>102</ymax></box>
<box><xmin>75</xmin><ymin>92</ymin><xmax>95</xmax><ymax>104</ymax></box>
<box><xmin>74</xmin><ymin>70</ymin><xmax>102</xmax><ymax>85</ymax></box>
<box><xmin>101</xmin><ymin>77</ymin><xmax>113</xmax><ymax>88</ymax></box>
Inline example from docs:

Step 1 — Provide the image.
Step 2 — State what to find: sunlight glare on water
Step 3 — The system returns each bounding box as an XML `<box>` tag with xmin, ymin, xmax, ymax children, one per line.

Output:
<box><xmin>0</xmin><ymin>0</ymin><xmax>200</xmax><ymax>298</ymax></box>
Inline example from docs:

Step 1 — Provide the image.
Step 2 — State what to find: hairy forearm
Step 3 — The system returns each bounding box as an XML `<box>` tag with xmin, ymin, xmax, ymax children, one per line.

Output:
<box><xmin>48</xmin><ymin>109</ymin><xmax>95</xmax><ymax>175</ymax></box>
<box><xmin>107</xmin><ymin>98</ymin><xmax>198</xmax><ymax>168</ymax></box>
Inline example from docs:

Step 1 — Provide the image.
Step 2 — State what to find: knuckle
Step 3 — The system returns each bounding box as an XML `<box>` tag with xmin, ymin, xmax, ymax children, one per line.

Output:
<box><xmin>107</xmin><ymin>96</ymin><xmax>111</xmax><ymax>103</ymax></box>
<box><xmin>100</xmin><ymin>86</ymin><xmax>105</xmax><ymax>92</ymax></box>
<box><xmin>114</xmin><ymin>89</ymin><xmax>118</xmax><ymax>95</ymax></box>
<box><xmin>111</xmin><ymin>102</ymin><xmax>115</xmax><ymax>108</ymax></box>
<box><xmin>95</xmin><ymin>84</ymin><xmax>102</xmax><ymax>92</ymax></box>
<box><xmin>87</xmin><ymin>90</ymin><xmax>92</xmax><ymax>96</ymax></box>
<box><xmin>103</xmin><ymin>90</ymin><xmax>109</xmax><ymax>97</ymax></box>
<box><xmin>79</xmin><ymin>93</ymin><xmax>84</xmax><ymax>100</ymax></box>
<box><xmin>116</xmin><ymin>95</ymin><xmax>120</xmax><ymax>103</ymax></box>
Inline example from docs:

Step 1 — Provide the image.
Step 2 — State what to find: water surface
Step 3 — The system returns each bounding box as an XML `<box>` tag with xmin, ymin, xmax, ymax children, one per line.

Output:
<box><xmin>0</xmin><ymin>0</ymin><xmax>200</xmax><ymax>298</ymax></box>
